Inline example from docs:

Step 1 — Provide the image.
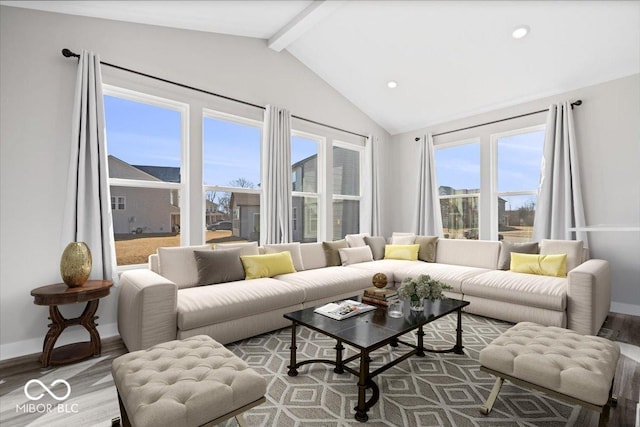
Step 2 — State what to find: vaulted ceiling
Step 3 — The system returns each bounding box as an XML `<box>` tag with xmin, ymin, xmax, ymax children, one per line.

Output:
<box><xmin>3</xmin><ymin>1</ymin><xmax>639</xmax><ymax>135</ymax></box>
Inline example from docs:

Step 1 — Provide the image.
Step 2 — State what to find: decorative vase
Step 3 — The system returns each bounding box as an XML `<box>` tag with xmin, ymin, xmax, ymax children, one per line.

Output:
<box><xmin>409</xmin><ymin>297</ymin><xmax>424</xmax><ymax>312</ymax></box>
<box><xmin>60</xmin><ymin>242</ymin><xmax>92</xmax><ymax>287</ymax></box>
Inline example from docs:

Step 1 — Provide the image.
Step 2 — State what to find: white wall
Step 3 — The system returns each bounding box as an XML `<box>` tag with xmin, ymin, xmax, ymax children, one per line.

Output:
<box><xmin>389</xmin><ymin>74</ymin><xmax>640</xmax><ymax>314</ymax></box>
<box><xmin>0</xmin><ymin>6</ymin><xmax>390</xmax><ymax>359</ymax></box>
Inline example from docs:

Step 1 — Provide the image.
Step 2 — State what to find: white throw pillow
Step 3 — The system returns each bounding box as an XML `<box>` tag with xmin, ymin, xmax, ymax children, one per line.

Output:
<box><xmin>345</xmin><ymin>233</ymin><xmax>369</xmax><ymax>248</ymax></box>
<box><xmin>540</xmin><ymin>239</ymin><xmax>584</xmax><ymax>272</ymax></box>
<box><xmin>264</xmin><ymin>242</ymin><xmax>305</xmax><ymax>271</ymax></box>
<box><xmin>339</xmin><ymin>246</ymin><xmax>374</xmax><ymax>266</ymax></box>
<box><xmin>157</xmin><ymin>245</ymin><xmax>212</xmax><ymax>289</ymax></box>
<box><xmin>214</xmin><ymin>241</ymin><xmax>259</xmax><ymax>256</ymax></box>
<box><xmin>391</xmin><ymin>232</ymin><xmax>416</xmax><ymax>245</ymax></box>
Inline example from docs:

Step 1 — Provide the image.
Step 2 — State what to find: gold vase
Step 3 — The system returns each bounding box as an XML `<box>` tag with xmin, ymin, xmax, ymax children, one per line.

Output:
<box><xmin>60</xmin><ymin>242</ymin><xmax>92</xmax><ymax>287</ymax></box>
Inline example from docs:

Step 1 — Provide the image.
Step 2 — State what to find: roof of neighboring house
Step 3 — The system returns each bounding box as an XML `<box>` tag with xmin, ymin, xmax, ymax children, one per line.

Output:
<box><xmin>132</xmin><ymin>165</ymin><xmax>181</xmax><ymax>183</ymax></box>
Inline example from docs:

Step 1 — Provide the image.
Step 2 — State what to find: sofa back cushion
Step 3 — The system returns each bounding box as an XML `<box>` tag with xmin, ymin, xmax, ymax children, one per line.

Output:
<box><xmin>435</xmin><ymin>239</ymin><xmax>501</xmax><ymax>269</ymax></box>
<box><xmin>540</xmin><ymin>239</ymin><xmax>584</xmax><ymax>271</ymax></box>
<box><xmin>214</xmin><ymin>241</ymin><xmax>259</xmax><ymax>256</ymax></box>
<box><xmin>300</xmin><ymin>242</ymin><xmax>327</xmax><ymax>270</ymax></box>
<box><xmin>157</xmin><ymin>245</ymin><xmax>212</xmax><ymax>289</ymax></box>
<box><xmin>264</xmin><ymin>242</ymin><xmax>305</xmax><ymax>271</ymax></box>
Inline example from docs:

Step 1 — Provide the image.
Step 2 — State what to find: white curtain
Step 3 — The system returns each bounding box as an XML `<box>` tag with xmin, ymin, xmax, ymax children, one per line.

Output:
<box><xmin>61</xmin><ymin>50</ymin><xmax>117</xmax><ymax>282</ymax></box>
<box><xmin>413</xmin><ymin>133</ymin><xmax>443</xmax><ymax>236</ymax></box>
<box><xmin>261</xmin><ymin>105</ymin><xmax>292</xmax><ymax>244</ymax></box>
<box><xmin>362</xmin><ymin>135</ymin><xmax>382</xmax><ymax>236</ymax></box>
<box><xmin>533</xmin><ymin>102</ymin><xmax>588</xmax><ymax>245</ymax></box>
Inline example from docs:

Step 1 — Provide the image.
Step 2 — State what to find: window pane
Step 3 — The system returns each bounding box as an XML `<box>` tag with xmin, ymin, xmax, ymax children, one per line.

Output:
<box><xmin>435</xmin><ymin>143</ymin><xmax>480</xmax><ymax>191</ymax></box>
<box><xmin>292</xmin><ymin>136</ymin><xmax>318</xmax><ymax>193</ymax></box>
<box><xmin>203</xmin><ymin>117</ymin><xmax>261</xmax><ymax>188</ymax></box>
<box><xmin>498</xmin><ymin>195</ymin><xmax>537</xmax><ymax>243</ymax></box>
<box><xmin>111</xmin><ymin>186</ymin><xmax>182</xmax><ymax>265</ymax></box>
<box><xmin>205</xmin><ymin>191</ymin><xmax>260</xmax><ymax>244</ymax></box>
<box><xmin>332</xmin><ymin>199</ymin><xmax>360</xmax><ymax>240</ymax></box>
<box><xmin>497</xmin><ymin>130</ymin><xmax>544</xmax><ymax>192</ymax></box>
<box><xmin>440</xmin><ymin>196</ymin><xmax>479</xmax><ymax>240</ymax></box>
<box><xmin>104</xmin><ymin>96</ymin><xmax>182</xmax><ymax>178</ymax></box>
<box><xmin>333</xmin><ymin>146</ymin><xmax>360</xmax><ymax>196</ymax></box>
<box><xmin>292</xmin><ymin>196</ymin><xmax>318</xmax><ymax>243</ymax></box>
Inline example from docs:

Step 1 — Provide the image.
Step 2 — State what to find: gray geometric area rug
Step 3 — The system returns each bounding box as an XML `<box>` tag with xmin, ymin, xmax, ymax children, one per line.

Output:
<box><xmin>221</xmin><ymin>313</ymin><xmax>598</xmax><ymax>427</ymax></box>
<box><xmin>0</xmin><ymin>313</ymin><xmax>603</xmax><ymax>427</ymax></box>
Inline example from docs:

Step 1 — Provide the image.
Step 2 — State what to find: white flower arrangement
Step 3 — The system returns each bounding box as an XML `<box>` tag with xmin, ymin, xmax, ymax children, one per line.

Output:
<box><xmin>397</xmin><ymin>274</ymin><xmax>452</xmax><ymax>302</ymax></box>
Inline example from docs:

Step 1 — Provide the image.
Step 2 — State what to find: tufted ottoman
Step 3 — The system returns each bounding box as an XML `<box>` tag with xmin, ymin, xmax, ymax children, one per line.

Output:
<box><xmin>479</xmin><ymin>322</ymin><xmax>619</xmax><ymax>426</ymax></box>
<box><xmin>111</xmin><ymin>335</ymin><xmax>266</xmax><ymax>427</ymax></box>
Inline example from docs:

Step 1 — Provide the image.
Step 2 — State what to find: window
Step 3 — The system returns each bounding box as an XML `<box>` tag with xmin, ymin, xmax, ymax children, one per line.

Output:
<box><xmin>332</xmin><ymin>143</ymin><xmax>362</xmax><ymax>239</ymax></box>
<box><xmin>203</xmin><ymin>111</ymin><xmax>262</xmax><ymax>244</ymax></box>
<box><xmin>434</xmin><ymin>141</ymin><xmax>480</xmax><ymax>239</ymax></box>
<box><xmin>493</xmin><ymin>127</ymin><xmax>545</xmax><ymax>242</ymax></box>
<box><xmin>111</xmin><ymin>196</ymin><xmax>125</xmax><ymax>211</ymax></box>
<box><xmin>292</xmin><ymin>132</ymin><xmax>321</xmax><ymax>242</ymax></box>
<box><xmin>104</xmin><ymin>87</ymin><xmax>187</xmax><ymax>266</ymax></box>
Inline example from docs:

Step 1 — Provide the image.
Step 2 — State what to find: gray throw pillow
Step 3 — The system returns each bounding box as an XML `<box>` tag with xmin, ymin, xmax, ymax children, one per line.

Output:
<box><xmin>498</xmin><ymin>241</ymin><xmax>539</xmax><ymax>270</ymax></box>
<box><xmin>364</xmin><ymin>236</ymin><xmax>386</xmax><ymax>260</ymax></box>
<box><xmin>322</xmin><ymin>239</ymin><xmax>348</xmax><ymax>266</ymax></box>
<box><xmin>194</xmin><ymin>248</ymin><xmax>245</xmax><ymax>285</ymax></box>
<box><xmin>415</xmin><ymin>236</ymin><xmax>439</xmax><ymax>262</ymax></box>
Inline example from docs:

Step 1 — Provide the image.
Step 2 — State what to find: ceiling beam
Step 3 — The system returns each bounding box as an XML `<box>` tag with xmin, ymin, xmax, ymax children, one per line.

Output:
<box><xmin>268</xmin><ymin>0</ymin><xmax>345</xmax><ymax>52</ymax></box>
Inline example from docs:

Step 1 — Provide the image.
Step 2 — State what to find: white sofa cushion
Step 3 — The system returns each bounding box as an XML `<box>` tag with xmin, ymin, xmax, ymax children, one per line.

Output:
<box><xmin>214</xmin><ymin>241</ymin><xmax>259</xmax><ymax>256</ymax></box>
<box><xmin>345</xmin><ymin>259</ymin><xmax>418</xmax><ymax>284</ymax></box>
<box><xmin>157</xmin><ymin>245</ymin><xmax>212</xmax><ymax>289</ymax></box>
<box><xmin>463</xmin><ymin>270</ymin><xmax>566</xmax><ymax>311</ymax></box>
<box><xmin>339</xmin><ymin>246</ymin><xmax>373</xmax><ymax>265</ymax></box>
<box><xmin>393</xmin><ymin>262</ymin><xmax>489</xmax><ymax>294</ymax></box>
<box><xmin>177</xmin><ymin>278</ymin><xmax>305</xmax><ymax>330</ymax></box>
<box><xmin>265</xmin><ymin>242</ymin><xmax>305</xmax><ymax>271</ymax></box>
<box><xmin>391</xmin><ymin>232</ymin><xmax>416</xmax><ymax>244</ymax></box>
<box><xmin>436</xmin><ymin>239</ymin><xmax>501</xmax><ymax>269</ymax></box>
<box><xmin>345</xmin><ymin>233</ymin><xmax>369</xmax><ymax>247</ymax></box>
<box><xmin>300</xmin><ymin>242</ymin><xmax>327</xmax><ymax>270</ymax></box>
<box><xmin>276</xmin><ymin>267</ymin><xmax>372</xmax><ymax>301</ymax></box>
<box><xmin>540</xmin><ymin>239</ymin><xmax>583</xmax><ymax>271</ymax></box>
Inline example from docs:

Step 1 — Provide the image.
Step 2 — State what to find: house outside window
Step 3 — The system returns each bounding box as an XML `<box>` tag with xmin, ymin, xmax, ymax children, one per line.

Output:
<box><xmin>103</xmin><ymin>86</ymin><xmax>187</xmax><ymax>266</ymax></box>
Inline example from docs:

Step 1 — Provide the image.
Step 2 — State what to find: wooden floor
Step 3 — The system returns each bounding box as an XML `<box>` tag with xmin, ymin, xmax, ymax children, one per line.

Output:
<box><xmin>1</xmin><ymin>312</ymin><xmax>638</xmax><ymax>427</ymax></box>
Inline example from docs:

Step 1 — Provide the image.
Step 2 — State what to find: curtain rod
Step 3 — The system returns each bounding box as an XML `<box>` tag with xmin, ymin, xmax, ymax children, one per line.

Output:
<box><xmin>62</xmin><ymin>48</ymin><xmax>368</xmax><ymax>139</ymax></box>
<box><xmin>418</xmin><ymin>100</ymin><xmax>583</xmax><ymax>140</ymax></box>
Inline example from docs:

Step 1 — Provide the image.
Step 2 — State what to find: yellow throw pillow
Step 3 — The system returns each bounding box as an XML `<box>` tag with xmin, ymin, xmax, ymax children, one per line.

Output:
<box><xmin>240</xmin><ymin>251</ymin><xmax>296</xmax><ymax>280</ymax></box>
<box><xmin>510</xmin><ymin>253</ymin><xmax>567</xmax><ymax>277</ymax></box>
<box><xmin>384</xmin><ymin>244</ymin><xmax>420</xmax><ymax>261</ymax></box>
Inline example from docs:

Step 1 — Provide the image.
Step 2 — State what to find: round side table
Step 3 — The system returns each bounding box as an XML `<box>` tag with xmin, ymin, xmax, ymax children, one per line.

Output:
<box><xmin>31</xmin><ymin>280</ymin><xmax>113</xmax><ymax>368</ymax></box>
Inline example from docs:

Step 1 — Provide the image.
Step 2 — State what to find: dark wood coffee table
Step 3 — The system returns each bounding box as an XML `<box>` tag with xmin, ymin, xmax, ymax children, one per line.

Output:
<box><xmin>284</xmin><ymin>297</ymin><xmax>470</xmax><ymax>422</ymax></box>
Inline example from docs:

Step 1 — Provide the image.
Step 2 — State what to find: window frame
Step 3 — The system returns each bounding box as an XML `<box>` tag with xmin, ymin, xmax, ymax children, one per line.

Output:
<box><xmin>490</xmin><ymin>124</ymin><xmax>545</xmax><ymax>240</ymax></box>
<box><xmin>291</xmin><ymin>129</ymin><xmax>325</xmax><ymax>242</ymax></box>
<box><xmin>202</xmin><ymin>108</ymin><xmax>263</xmax><ymax>244</ymax></box>
<box><xmin>331</xmin><ymin>140</ymin><xmax>364</xmax><ymax>239</ymax></box>
<box><xmin>433</xmin><ymin>137</ymin><xmax>481</xmax><ymax>239</ymax></box>
<box><xmin>103</xmin><ymin>85</ymin><xmax>189</xmax><ymax>269</ymax></box>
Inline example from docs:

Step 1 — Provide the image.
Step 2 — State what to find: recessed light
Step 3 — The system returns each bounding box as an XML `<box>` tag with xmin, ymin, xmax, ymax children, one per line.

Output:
<box><xmin>512</xmin><ymin>25</ymin><xmax>530</xmax><ymax>39</ymax></box>
<box><xmin>387</xmin><ymin>80</ymin><xmax>398</xmax><ymax>89</ymax></box>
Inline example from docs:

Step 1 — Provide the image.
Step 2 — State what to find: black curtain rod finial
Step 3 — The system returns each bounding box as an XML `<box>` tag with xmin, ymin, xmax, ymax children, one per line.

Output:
<box><xmin>62</xmin><ymin>48</ymin><xmax>80</xmax><ymax>58</ymax></box>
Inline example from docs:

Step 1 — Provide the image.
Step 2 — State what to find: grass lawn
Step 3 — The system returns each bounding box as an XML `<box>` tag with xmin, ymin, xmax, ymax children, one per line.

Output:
<box><xmin>115</xmin><ymin>230</ymin><xmax>234</xmax><ymax>265</ymax></box>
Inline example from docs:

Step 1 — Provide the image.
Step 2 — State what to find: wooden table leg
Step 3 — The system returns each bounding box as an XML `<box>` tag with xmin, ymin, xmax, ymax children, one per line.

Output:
<box><xmin>41</xmin><ymin>305</ymin><xmax>65</xmax><ymax>367</ymax></box>
<box><xmin>80</xmin><ymin>299</ymin><xmax>100</xmax><ymax>356</ymax></box>
<box><xmin>334</xmin><ymin>339</ymin><xmax>344</xmax><ymax>374</ymax></box>
<box><xmin>355</xmin><ymin>351</ymin><xmax>371</xmax><ymax>422</ymax></box>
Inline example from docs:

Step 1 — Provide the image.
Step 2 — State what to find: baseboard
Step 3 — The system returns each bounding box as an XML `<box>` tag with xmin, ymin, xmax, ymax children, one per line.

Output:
<box><xmin>610</xmin><ymin>302</ymin><xmax>640</xmax><ymax>317</ymax></box>
<box><xmin>0</xmin><ymin>322</ymin><xmax>119</xmax><ymax>361</ymax></box>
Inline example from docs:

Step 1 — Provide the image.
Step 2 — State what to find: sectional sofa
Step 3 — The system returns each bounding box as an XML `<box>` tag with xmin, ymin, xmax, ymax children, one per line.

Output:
<box><xmin>117</xmin><ymin>238</ymin><xmax>611</xmax><ymax>352</ymax></box>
